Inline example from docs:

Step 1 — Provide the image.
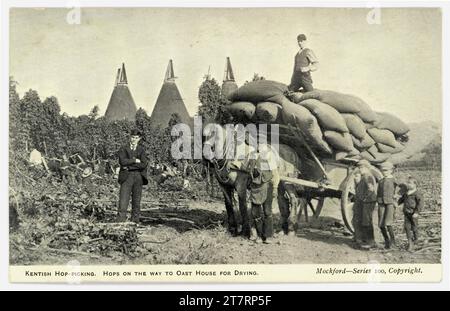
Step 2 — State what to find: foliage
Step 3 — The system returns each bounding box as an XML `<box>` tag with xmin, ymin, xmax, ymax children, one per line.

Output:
<box><xmin>251</xmin><ymin>73</ymin><xmax>266</xmax><ymax>81</ymax></box>
<box><xmin>197</xmin><ymin>77</ymin><xmax>231</xmax><ymax>124</ymax></box>
<box><xmin>8</xmin><ymin>77</ymin><xmax>186</xmax><ymax>165</ymax></box>
<box><xmin>420</xmin><ymin>139</ymin><xmax>441</xmax><ymax>169</ymax></box>
<box><xmin>134</xmin><ymin>108</ymin><xmax>180</xmax><ymax>164</ymax></box>
<box><xmin>398</xmin><ymin>137</ymin><xmax>442</xmax><ymax>169</ymax></box>
<box><xmin>9</xmin><ymin>172</ymin><xmax>143</xmax><ymax>264</ymax></box>
<box><xmin>396</xmin><ymin>169</ymin><xmax>441</xmax><ymax>212</ymax></box>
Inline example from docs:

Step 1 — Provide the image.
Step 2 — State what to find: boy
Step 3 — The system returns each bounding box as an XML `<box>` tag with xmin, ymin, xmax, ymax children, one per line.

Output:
<box><xmin>377</xmin><ymin>161</ymin><xmax>397</xmax><ymax>249</ymax></box>
<box><xmin>398</xmin><ymin>177</ymin><xmax>423</xmax><ymax>252</ymax></box>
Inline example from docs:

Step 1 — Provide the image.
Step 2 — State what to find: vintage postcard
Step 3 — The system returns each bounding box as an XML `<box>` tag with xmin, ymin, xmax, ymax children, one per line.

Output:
<box><xmin>7</xmin><ymin>5</ymin><xmax>443</xmax><ymax>283</ymax></box>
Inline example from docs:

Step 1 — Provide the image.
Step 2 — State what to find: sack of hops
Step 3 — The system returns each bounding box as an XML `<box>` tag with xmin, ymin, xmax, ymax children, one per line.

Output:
<box><xmin>364</xmin><ymin>122</ymin><xmax>376</xmax><ymax>130</ymax></box>
<box><xmin>228</xmin><ymin>80</ymin><xmax>288</xmax><ymax>103</ymax></box>
<box><xmin>334</xmin><ymin>148</ymin><xmax>360</xmax><ymax>161</ymax></box>
<box><xmin>351</xmin><ymin>133</ymin><xmax>376</xmax><ymax>150</ymax></box>
<box><xmin>280</xmin><ymin>97</ymin><xmax>332</xmax><ymax>154</ymax></box>
<box><xmin>355</xmin><ymin>105</ymin><xmax>378</xmax><ymax>123</ymax></box>
<box><xmin>255</xmin><ymin>102</ymin><xmax>282</xmax><ymax>123</ymax></box>
<box><xmin>376</xmin><ymin>141</ymin><xmax>405</xmax><ymax>154</ymax></box>
<box><xmin>297</xmin><ymin>90</ymin><xmax>362</xmax><ymax>113</ymax></box>
<box><xmin>288</xmin><ymin>92</ymin><xmax>303</xmax><ymax>103</ymax></box>
<box><xmin>323</xmin><ymin>131</ymin><xmax>354</xmax><ymax>152</ymax></box>
<box><xmin>367</xmin><ymin>128</ymin><xmax>398</xmax><ymax>148</ymax></box>
<box><xmin>300</xmin><ymin>99</ymin><xmax>349</xmax><ymax>133</ymax></box>
<box><xmin>360</xmin><ymin>150</ymin><xmax>391</xmax><ymax>163</ymax></box>
<box><xmin>226</xmin><ymin>101</ymin><xmax>256</xmax><ymax>120</ymax></box>
<box><xmin>341</xmin><ymin>113</ymin><xmax>366</xmax><ymax>139</ymax></box>
<box><xmin>374</xmin><ymin>112</ymin><xmax>410</xmax><ymax>136</ymax></box>
<box><xmin>222</xmin><ymin>81</ymin><xmax>238</xmax><ymax>98</ymax></box>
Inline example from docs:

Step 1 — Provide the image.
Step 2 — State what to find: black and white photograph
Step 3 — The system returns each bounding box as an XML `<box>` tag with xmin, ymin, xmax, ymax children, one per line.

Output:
<box><xmin>4</xmin><ymin>3</ymin><xmax>445</xmax><ymax>284</ymax></box>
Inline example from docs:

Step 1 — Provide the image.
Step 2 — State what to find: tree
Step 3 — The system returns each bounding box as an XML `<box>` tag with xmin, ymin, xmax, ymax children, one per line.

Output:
<box><xmin>18</xmin><ymin>89</ymin><xmax>42</xmax><ymax>152</ymax></box>
<box><xmin>89</xmin><ymin>105</ymin><xmax>100</xmax><ymax>120</ymax></box>
<box><xmin>197</xmin><ymin>77</ymin><xmax>230</xmax><ymax>124</ymax></box>
<box><xmin>252</xmin><ymin>73</ymin><xmax>265</xmax><ymax>81</ymax></box>
<box><xmin>9</xmin><ymin>77</ymin><xmax>24</xmax><ymax>152</ymax></box>
<box><xmin>422</xmin><ymin>138</ymin><xmax>441</xmax><ymax>169</ymax></box>
<box><xmin>135</xmin><ymin>108</ymin><xmax>158</xmax><ymax>162</ymax></box>
<box><xmin>8</xmin><ymin>78</ymin><xmax>189</xmax><ymax>167</ymax></box>
<box><xmin>135</xmin><ymin>108</ymin><xmax>152</xmax><ymax>137</ymax></box>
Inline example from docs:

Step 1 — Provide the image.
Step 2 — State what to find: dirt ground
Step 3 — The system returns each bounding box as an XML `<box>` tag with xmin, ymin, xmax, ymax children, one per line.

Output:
<box><xmin>35</xmin><ymin>196</ymin><xmax>439</xmax><ymax>266</ymax></box>
<box><xmin>130</xmin><ymin>197</ymin><xmax>440</xmax><ymax>265</ymax></box>
<box><xmin>11</xmin><ymin>168</ymin><xmax>441</xmax><ymax>265</ymax></box>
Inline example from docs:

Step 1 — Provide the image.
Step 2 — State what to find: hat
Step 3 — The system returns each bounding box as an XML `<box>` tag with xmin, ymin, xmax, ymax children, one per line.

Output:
<box><xmin>356</xmin><ymin>159</ymin><xmax>371</xmax><ymax>168</ymax></box>
<box><xmin>130</xmin><ymin>128</ymin><xmax>142</xmax><ymax>137</ymax></box>
<box><xmin>297</xmin><ymin>34</ymin><xmax>307</xmax><ymax>41</ymax></box>
<box><xmin>379</xmin><ymin>161</ymin><xmax>394</xmax><ymax>171</ymax></box>
<box><xmin>81</xmin><ymin>167</ymin><xmax>93</xmax><ymax>178</ymax></box>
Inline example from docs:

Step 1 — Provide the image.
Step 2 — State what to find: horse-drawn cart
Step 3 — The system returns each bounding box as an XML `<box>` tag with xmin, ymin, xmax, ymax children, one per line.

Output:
<box><xmin>277</xmin><ymin>124</ymin><xmax>381</xmax><ymax>233</ymax></box>
<box><xmin>279</xmin><ymin>159</ymin><xmax>357</xmax><ymax>233</ymax></box>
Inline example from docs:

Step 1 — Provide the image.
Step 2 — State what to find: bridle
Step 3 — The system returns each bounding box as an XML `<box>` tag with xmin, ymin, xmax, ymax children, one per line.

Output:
<box><xmin>206</xmin><ymin>130</ymin><xmax>235</xmax><ymax>184</ymax></box>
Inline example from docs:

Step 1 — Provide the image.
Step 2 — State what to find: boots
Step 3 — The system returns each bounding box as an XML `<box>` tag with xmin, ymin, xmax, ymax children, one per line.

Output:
<box><xmin>281</xmin><ymin>219</ymin><xmax>289</xmax><ymax>235</ymax></box>
<box><xmin>412</xmin><ymin>228</ymin><xmax>419</xmax><ymax>242</ymax></box>
<box><xmin>387</xmin><ymin>226</ymin><xmax>396</xmax><ymax>248</ymax></box>
<box><xmin>405</xmin><ymin>226</ymin><xmax>415</xmax><ymax>252</ymax></box>
<box><xmin>361</xmin><ymin>226</ymin><xmax>377</xmax><ymax>250</ymax></box>
<box><xmin>407</xmin><ymin>238</ymin><xmax>414</xmax><ymax>252</ymax></box>
<box><xmin>380</xmin><ymin>226</ymin><xmax>390</xmax><ymax>249</ymax></box>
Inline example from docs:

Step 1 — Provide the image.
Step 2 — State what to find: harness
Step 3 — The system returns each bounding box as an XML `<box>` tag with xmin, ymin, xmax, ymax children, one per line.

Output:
<box><xmin>212</xmin><ymin>157</ymin><xmax>232</xmax><ymax>184</ymax></box>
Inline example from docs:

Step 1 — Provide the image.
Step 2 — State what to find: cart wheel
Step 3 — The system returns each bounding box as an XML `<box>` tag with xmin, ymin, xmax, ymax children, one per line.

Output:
<box><xmin>340</xmin><ymin>172</ymin><xmax>356</xmax><ymax>234</ymax></box>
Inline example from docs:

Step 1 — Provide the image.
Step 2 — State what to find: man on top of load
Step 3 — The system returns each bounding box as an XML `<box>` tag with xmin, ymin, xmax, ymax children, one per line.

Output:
<box><xmin>288</xmin><ymin>33</ymin><xmax>319</xmax><ymax>93</ymax></box>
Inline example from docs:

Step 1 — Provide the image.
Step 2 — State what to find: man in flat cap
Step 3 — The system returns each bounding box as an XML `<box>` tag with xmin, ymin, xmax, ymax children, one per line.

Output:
<box><xmin>377</xmin><ymin>161</ymin><xmax>397</xmax><ymax>249</ymax></box>
<box><xmin>116</xmin><ymin>129</ymin><xmax>148</xmax><ymax>223</ymax></box>
<box><xmin>354</xmin><ymin>159</ymin><xmax>378</xmax><ymax>250</ymax></box>
<box><xmin>289</xmin><ymin>34</ymin><xmax>319</xmax><ymax>93</ymax></box>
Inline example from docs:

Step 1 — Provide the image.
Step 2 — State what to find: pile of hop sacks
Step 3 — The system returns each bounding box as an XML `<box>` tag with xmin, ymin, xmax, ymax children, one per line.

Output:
<box><xmin>225</xmin><ymin>80</ymin><xmax>409</xmax><ymax>163</ymax></box>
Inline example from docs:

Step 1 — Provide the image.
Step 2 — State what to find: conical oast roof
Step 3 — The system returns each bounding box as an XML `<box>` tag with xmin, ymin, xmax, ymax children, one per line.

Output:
<box><xmin>104</xmin><ymin>63</ymin><xmax>137</xmax><ymax>121</ymax></box>
<box><xmin>150</xmin><ymin>60</ymin><xmax>193</xmax><ymax>128</ymax></box>
<box><xmin>223</xmin><ymin>57</ymin><xmax>235</xmax><ymax>81</ymax></box>
<box><xmin>221</xmin><ymin>57</ymin><xmax>238</xmax><ymax>98</ymax></box>
<box><xmin>165</xmin><ymin>59</ymin><xmax>176</xmax><ymax>82</ymax></box>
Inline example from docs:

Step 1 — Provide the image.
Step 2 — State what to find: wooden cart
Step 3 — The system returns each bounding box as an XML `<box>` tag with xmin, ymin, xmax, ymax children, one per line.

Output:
<box><xmin>277</xmin><ymin>124</ymin><xmax>366</xmax><ymax>233</ymax></box>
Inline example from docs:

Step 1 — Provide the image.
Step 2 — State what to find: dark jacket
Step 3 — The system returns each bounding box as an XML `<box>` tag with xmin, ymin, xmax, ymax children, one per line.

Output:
<box><xmin>377</xmin><ymin>177</ymin><xmax>396</xmax><ymax>204</ymax></box>
<box><xmin>293</xmin><ymin>48</ymin><xmax>317</xmax><ymax>71</ymax></box>
<box><xmin>248</xmin><ymin>156</ymin><xmax>273</xmax><ymax>205</ymax></box>
<box><xmin>118</xmin><ymin>144</ymin><xmax>148</xmax><ymax>185</ymax></box>
<box><xmin>398</xmin><ymin>190</ymin><xmax>423</xmax><ymax>215</ymax></box>
<box><xmin>355</xmin><ymin>174</ymin><xmax>377</xmax><ymax>203</ymax></box>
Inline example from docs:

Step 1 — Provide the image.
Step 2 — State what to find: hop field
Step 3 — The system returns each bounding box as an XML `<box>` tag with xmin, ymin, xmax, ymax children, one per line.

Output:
<box><xmin>9</xmin><ymin>164</ymin><xmax>442</xmax><ymax>265</ymax></box>
<box><xmin>395</xmin><ymin>168</ymin><xmax>442</xmax><ymax>212</ymax></box>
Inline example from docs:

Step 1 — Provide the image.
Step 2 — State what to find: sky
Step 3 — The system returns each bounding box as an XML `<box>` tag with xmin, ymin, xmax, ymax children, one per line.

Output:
<box><xmin>9</xmin><ymin>7</ymin><xmax>442</xmax><ymax>124</ymax></box>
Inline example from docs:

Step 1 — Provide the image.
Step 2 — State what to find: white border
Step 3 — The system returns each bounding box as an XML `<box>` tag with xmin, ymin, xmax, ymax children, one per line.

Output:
<box><xmin>1</xmin><ymin>0</ymin><xmax>449</xmax><ymax>291</ymax></box>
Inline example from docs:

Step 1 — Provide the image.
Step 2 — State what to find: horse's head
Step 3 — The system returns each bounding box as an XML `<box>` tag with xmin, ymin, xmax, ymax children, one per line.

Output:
<box><xmin>203</xmin><ymin>124</ymin><xmax>228</xmax><ymax>163</ymax></box>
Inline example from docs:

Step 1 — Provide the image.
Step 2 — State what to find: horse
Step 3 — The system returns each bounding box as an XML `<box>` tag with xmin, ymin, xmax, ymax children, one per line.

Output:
<box><xmin>203</xmin><ymin>124</ymin><xmax>303</xmax><ymax>237</ymax></box>
<box><xmin>203</xmin><ymin>127</ymin><xmax>254</xmax><ymax>237</ymax></box>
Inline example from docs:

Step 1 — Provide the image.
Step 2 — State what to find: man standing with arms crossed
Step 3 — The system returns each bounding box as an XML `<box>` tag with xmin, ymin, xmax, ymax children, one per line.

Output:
<box><xmin>117</xmin><ymin>129</ymin><xmax>148</xmax><ymax>223</ymax></box>
<box><xmin>289</xmin><ymin>33</ymin><xmax>319</xmax><ymax>93</ymax></box>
